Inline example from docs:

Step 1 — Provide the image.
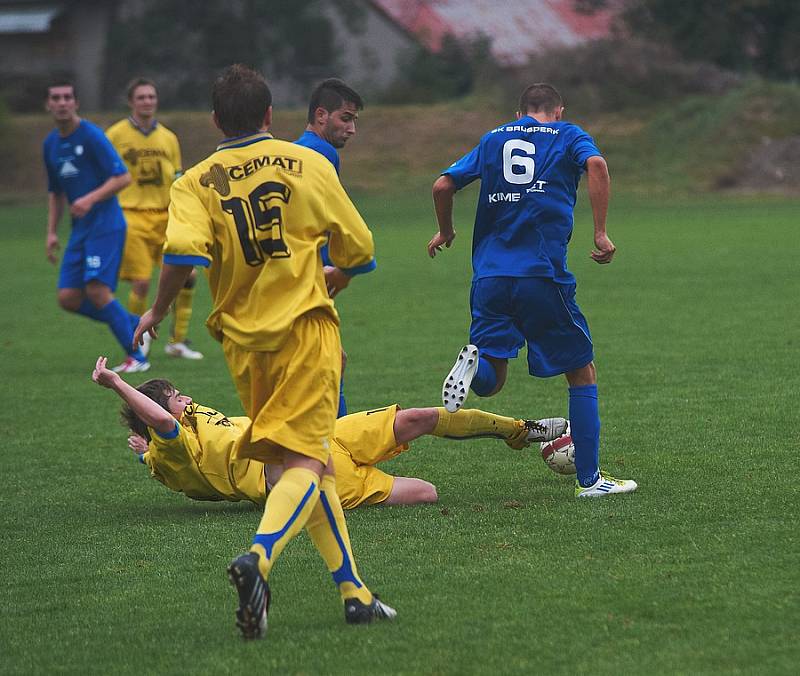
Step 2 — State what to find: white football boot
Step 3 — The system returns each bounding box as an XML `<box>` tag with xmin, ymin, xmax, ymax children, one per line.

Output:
<box><xmin>575</xmin><ymin>472</ymin><xmax>637</xmax><ymax>498</ymax></box>
<box><xmin>442</xmin><ymin>344</ymin><xmax>479</xmax><ymax>413</ymax></box>
<box><xmin>164</xmin><ymin>341</ymin><xmax>204</xmax><ymax>360</ymax></box>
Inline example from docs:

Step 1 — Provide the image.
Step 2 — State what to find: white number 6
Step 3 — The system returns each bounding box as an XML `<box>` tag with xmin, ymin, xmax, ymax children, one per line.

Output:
<box><xmin>502</xmin><ymin>139</ymin><xmax>536</xmax><ymax>184</ymax></box>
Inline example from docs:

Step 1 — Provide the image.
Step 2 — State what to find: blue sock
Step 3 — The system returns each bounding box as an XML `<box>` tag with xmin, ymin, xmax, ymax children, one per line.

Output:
<box><xmin>99</xmin><ymin>300</ymin><xmax>143</xmax><ymax>358</ymax></box>
<box><xmin>337</xmin><ymin>379</ymin><xmax>347</xmax><ymax>418</ymax></box>
<box><xmin>77</xmin><ymin>299</ymin><xmax>104</xmax><ymax>322</ymax></box>
<box><xmin>569</xmin><ymin>384</ymin><xmax>601</xmax><ymax>487</ymax></box>
<box><xmin>471</xmin><ymin>356</ymin><xmax>497</xmax><ymax>397</ymax></box>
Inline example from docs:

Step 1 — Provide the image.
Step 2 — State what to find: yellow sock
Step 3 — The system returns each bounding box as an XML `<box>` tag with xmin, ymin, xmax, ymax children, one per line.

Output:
<box><xmin>250</xmin><ymin>467</ymin><xmax>320</xmax><ymax>580</ymax></box>
<box><xmin>170</xmin><ymin>287</ymin><xmax>194</xmax><ymax>343</ymax></box>
<box><xmin>127</xmin><ymin>290</ymin><xmax>148</xmax><ymax>316</ymax></box>
<box><xmin>433</xmin><ymin>407</ymin><xmax>520</xmax><ymax>441</ymax></box>
<box><xmin>305</xmin><ymin>474</ymin><xmax>372</xmax><ymax>604</ymax></box>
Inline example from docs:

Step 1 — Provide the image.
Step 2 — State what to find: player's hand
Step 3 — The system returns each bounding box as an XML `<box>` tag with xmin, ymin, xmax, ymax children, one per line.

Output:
<box><xmin>428</xmin><ymin>231</ymin><xmax>456</xmax><ymax>258</ymax></box>
<box><xmin>591</xmin><ymin>233</ymin><xmax>616</xmax><ymax>264</ymax></box>
<box><xmin>92</xmin><ymin>356</ymin><xmax>120</xmax><ymax>388</ymax></box>
<box><xmin>133</xmin><ymin>308</ymin><xmax>163</xmax><ymax>349</ymax></box>
<box><xmin>324</xmin><ymin>266</ymin><xmax>351</xmax><ymax>298</ymax></box>
<box><xmin>46</xmin><ymin>233</ymin><xmax>60</xmax><ymax>264</ymax></box>
<box><xmin>70</xmin><ymin>195</ymin><xmax>94</xmax><ymax>218</ymax></box>
<box><xmin>128</xmin><ymin>434</ymin><xmax>148</xmax><ymax>455</ymax></box>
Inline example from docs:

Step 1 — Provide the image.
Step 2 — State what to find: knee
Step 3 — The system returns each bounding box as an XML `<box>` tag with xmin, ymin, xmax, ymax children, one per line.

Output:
<box><xmin>415</xmin><ymin>481</ymin><xmax>438</xmax><ymax>504</ymax></box>
<box><xmin>84</xmin><ymin>282</ymin><xmax>112</xmax><ymax>309</ymax></box>
<box><xmin>408</xmin><ymin>407</ymin><xmax>439</xmax><ymax>431</ymax></box>
<box><xmin>57</xmin><ymin>289</ymin><xmax>82</xmax><ymax>312</ymax></box>
<box><xmin>131</xmin><ymin>280</ymin><xmax>150</xmax><ymax>296</ymax></box>
<box><xmin>566</xmin><ymin>362</ymin><xmax>596</xmax><ymax>387</ymax></box>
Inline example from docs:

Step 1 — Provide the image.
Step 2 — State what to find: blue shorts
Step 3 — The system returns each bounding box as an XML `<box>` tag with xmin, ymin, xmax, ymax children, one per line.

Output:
<box><xmin>469</xmin><ymin>276</ymin><xmax>593</xmax><ymax>377</ymax></box>
<box><xmin>58</xmin><ymin>227</ymin><xmax>125</xmax><ymax>291</ymax></box>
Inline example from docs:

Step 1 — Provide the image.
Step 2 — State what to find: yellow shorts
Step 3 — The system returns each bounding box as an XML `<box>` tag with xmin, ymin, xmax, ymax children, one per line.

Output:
<box><xmin>119</xmin><ymin>209</ymin><xmax>168</xmax><ymax>281</ymax></box>
<box><xmin>225</xmin><ymin>310</ymin><xmax>342</xmax><ymax>465</ymax></box>
<box><xmin>331</xmin><ymin>404</ymin><xmax>409</xmax><ymax>509</ymax></box>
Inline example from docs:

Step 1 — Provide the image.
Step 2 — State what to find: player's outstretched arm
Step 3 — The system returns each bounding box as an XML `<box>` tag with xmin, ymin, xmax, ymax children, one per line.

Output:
<box><xmin>428</xmin><ymin>175</ymin><xmax>457</xmax><ymax>258</ymax></box>
<box><xmin>586</xmin><ymin>156</ymin><xmax>615</xmax><ymax>264</ymax></box>
<box><xmin>91</xmin><ymin>356</ymin><xmax>176</xmax><ymax>435</ymax></box>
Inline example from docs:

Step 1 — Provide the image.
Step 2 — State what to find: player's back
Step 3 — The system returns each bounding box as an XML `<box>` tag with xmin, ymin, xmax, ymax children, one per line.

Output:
<box><xmin>447</xmin><ymin>116</ymin><xmax>601</xmax><ymax>283</ymax></box>
<box><xmin>166</xmin><ymin>133</ymin><xmax>374</xmax><ymax>350</ymax></box>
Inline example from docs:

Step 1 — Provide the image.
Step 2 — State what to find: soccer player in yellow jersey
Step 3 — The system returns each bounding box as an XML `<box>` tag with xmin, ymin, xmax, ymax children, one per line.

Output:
<box><xmin>92</xmin><ymin>357</ymin><xmax>567</xmax><ymax>509</ymax></box>
<box><xmin>107</xmin><ymin>78</ymin><xmax>203</xmax><ymax>365</ymax></box>
<box><xmin>133</xmin><ymin>64</ymin><xmax>391</xmax><ymax>638</ymax></box>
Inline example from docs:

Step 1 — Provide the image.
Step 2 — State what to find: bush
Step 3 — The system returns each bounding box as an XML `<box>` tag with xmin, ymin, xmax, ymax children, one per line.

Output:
<box><xmin>501</xmin><ymin>39</ymin><xmax>741</xmax><ymax>115</ymax></box>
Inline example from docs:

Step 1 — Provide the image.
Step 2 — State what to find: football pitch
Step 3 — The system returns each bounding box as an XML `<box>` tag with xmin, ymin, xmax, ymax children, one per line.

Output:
<box><xmin>1</xmin><ymin>190</ymin><xmax>798</xmax><ymax>674</ymax></box>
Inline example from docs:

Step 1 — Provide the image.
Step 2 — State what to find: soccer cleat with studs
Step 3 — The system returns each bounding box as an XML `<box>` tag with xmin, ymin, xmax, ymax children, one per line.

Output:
<box><xmin>442</xmin><ymin>344</ymin><xmax>479</xmax><ymax>413</ymax></box>
<box><xmin>345</xmin><ymin>594</ymin><xmax>397</xmax><ymax>624</ymax></box>
<box><xmin>505</xmin><ymin>417</ymin><xmax>569</xmax><ymax>449</ymax></box>
<box><xmin>575</xmin><ymin>472</ymin><xmax>638</xmax><ymax>498</ymax></box>
<box><xmin>227</xmin><ymin>552</ymin><xmax>270</xmax><ymax>639</ymax></box>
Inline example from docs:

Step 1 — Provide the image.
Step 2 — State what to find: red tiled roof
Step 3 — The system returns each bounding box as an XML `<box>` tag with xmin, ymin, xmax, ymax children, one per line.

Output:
<box><xmin>370</xmin><ymin>0</ymin><xmax>613</xmax><ymax>66</ymax></box>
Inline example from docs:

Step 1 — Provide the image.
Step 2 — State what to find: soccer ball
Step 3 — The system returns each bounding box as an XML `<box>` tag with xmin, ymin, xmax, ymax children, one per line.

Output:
<box><xmin>540</xmin><ymin>423</ymin><xmax>576</xmax><ymax>475</ymax></box>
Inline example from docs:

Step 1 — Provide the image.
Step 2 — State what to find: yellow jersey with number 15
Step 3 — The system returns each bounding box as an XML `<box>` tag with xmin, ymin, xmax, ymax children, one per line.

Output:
<box><xmin>163</xmin><ymin>132</ymin><xmax>375</xmax><ymax>351</ymax></box>
<box><xmin>106</xmin><ymin>119</ymin><xmax>182</xmax><ymax>211</ymax></box>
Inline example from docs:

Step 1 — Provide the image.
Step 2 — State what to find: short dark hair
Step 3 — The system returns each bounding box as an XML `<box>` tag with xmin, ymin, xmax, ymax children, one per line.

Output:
<box><xmin>518</xmin><ymin>83</ymin><xmax>563</xmax><ymax>115</ymax></box>
<box><xmin>126</xmin><ymin>76</ymin><xmax>157</xmax><ymax>101</ymax></box>
<box><xmin>47</xmin><ymin>79</ymin><xmax>77</xmax><ymax>99</ymax></box>
<box><xmin>212</xmin><ymin>64</ymin><xmax>272</xmax><ymax>137</ymax></box>
<box><xmin>120</xmin><ymin>379</ymin><xmax>176</xmax><ymax>443</ymax></box>
<box><xmin>307</xmin><ymin>78</ymin><xmax>363</xmax><ymax>124</ymax></box>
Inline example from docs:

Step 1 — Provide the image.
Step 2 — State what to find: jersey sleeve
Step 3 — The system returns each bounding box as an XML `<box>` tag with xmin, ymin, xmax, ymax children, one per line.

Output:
<box><xmin>442</xmin><ymin>144</ymin><xmax>482</xmax><ymax>190</ymax></box>
<box><xmin>43</xmin><ymin>140</ymin><xmax>61</xmax><ymax>194</ymax></box>
<box><xmin>171</xmin><ymin>134</ymin><xmax>183</xmax><ymax>179</ymax></box>
<box><xmin>149</xmin><ymin>421</ymin><xmax>199</xmax><ymax>458</ymax></box>
<box><xmin>324</xmin><ymin>169</ymin><xmax>376</xmax><ymax>275</ymax></box>
<box><xmin>90</xmin><ymin>126</ymin><xmax>128</xmax><ymax>179</ymax></box>
<box><xmin>163</xmin><ymin>174</ymin><xmax>214</xmax><ymax>267</ymax></box>
<box><xmin>568</xmin><ymin>127</ymin><xmax>602</xmax><ymax>168</ymax></box>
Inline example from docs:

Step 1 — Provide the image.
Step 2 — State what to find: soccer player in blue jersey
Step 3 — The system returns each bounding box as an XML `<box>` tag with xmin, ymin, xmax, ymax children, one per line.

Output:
<box><xmin>295</xmin><ymin>78</ymin><xmax>375</xmax><ymax>417</ymax></box>
<box><xmin>428</xmin><ymin>83</ymin><xmax>637</xmax><ymax>498</ymax></box>
<box><xmin>43</xmin><ymin>81</ymin><xmax>150</xmax><ymax>373</ymax></box>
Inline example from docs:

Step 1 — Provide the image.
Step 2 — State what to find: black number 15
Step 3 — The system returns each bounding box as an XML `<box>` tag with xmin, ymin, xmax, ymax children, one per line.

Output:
<box><xmin>221</xmin><ymin>181</ymin><xmax>291</xmax><ymax>266</ymax></box>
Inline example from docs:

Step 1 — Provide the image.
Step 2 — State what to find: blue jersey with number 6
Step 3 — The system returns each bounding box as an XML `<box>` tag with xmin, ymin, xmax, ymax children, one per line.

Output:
<box><xmin>443</xmin><ymin>116</ymin><xmax>601</xmax><ymax>284</ymax></box>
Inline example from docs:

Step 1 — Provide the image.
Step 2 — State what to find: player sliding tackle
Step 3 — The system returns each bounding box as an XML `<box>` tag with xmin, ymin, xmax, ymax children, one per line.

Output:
<box><xmin>92</xmin><ymin>357</ymin><xmax>567</xmax><ymax>508</ymax></box>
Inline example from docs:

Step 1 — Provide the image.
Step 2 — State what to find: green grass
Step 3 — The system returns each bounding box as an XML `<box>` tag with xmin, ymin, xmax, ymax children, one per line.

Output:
<box><xmin>1</xmin><ymin>190</ymin><xmax>799</xmax><ymax>674</ymax></box>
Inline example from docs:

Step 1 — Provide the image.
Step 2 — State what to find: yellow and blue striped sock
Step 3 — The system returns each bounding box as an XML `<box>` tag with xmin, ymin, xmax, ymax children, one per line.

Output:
<box><xmin>305</xmin><ymin>474</ymin><xmax>372</xmax><ymax>604</ymax></box>
<box><xmin>250</xmin><ymin>467</ymin><xmax>320</xmax><ymax>580</ymax></box>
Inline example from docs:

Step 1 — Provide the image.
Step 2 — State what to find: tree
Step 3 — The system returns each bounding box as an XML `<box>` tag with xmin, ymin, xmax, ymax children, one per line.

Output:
<box><xmin>578</xmin><ymin>0</ymin><xmax>800</xmax><ymax>79</ymax></box>
<box><xmin>103</xmin><ymin>0</ymin><xmax>363</xmax><ymax>107</ymax></box>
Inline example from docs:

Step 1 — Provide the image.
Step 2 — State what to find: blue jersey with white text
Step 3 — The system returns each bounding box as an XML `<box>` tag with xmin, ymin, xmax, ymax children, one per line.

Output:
<box><xmin>443</xmin><ymin>116</ymin><xmax>601</xmax><ymax>284</ymax></box>
<box><xmin>43</xmin><ymin>120</ymin><xmax>127</xmax><ymax>235</ymax></box>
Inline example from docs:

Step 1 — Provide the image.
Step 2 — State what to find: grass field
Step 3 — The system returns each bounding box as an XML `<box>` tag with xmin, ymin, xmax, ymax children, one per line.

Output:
<box><xmin>1</xmin><ymin>188</ymin><xmax>798</xmax><ymax>674</ymax></box>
